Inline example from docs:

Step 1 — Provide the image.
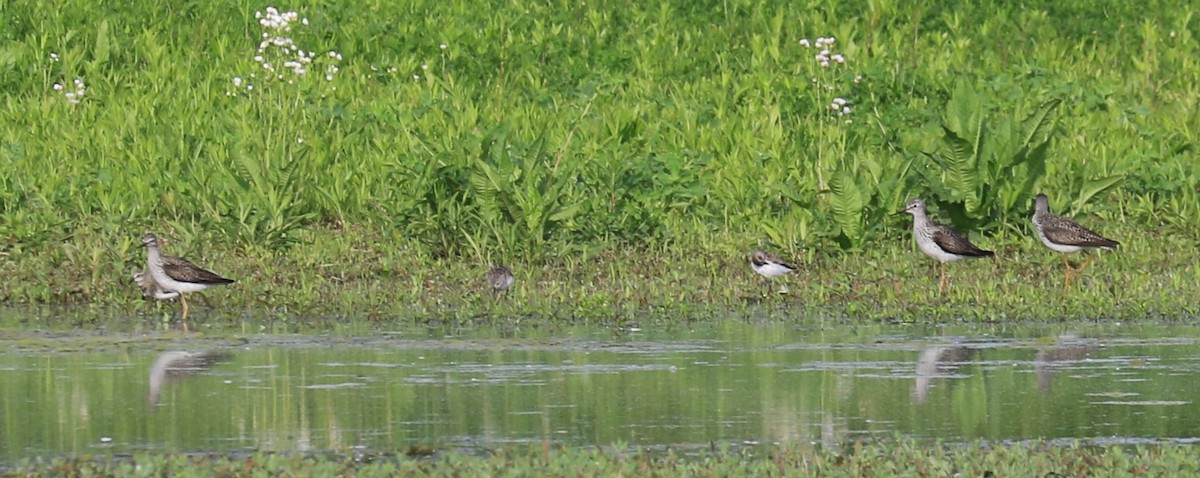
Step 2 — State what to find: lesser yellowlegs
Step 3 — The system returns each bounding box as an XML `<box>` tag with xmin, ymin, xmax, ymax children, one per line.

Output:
<box><xmin>897</xmin><ymin>198</ymin><xmax>994</xmax><ymax>294</ymax></box>
<box><xmin>750</xmin><ymin>249</ymin><xmax>796</xmax><ymax>295</ymax></box>
<box><xmin>1031</xmin><ymin>193</ymin><xmax>1119</xmax><ymax>292</ymax></box>
<box><xmin>147</xmin><ymin>350</ymin><xmax>232</xmax><ymax>406</ymax></box>
<box><xmin>141</xmin><ymin>233</ymin><xmax>234</xmax><ymax>329</ymax></box>
<box><xmin>486</xmin><ymin>265</ymin><xmax>514</xmax><ymax>295</ymax></box>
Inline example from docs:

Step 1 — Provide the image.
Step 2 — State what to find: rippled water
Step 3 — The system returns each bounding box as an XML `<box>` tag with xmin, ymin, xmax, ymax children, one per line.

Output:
<box><xmin>2</xmin><ymin>323</ymin><xmax>1199</xmax><ymax>460</ymax></box>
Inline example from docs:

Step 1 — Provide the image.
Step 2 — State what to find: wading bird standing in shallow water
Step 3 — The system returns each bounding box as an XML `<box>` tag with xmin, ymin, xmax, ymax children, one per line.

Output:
<box><xmin>141</xmin><ymin>233</ymin><xmax>235</xmax><ymax>331</ymax></box>
<box><xmin>897</xmin><ymin>198</ymin><xmax>994</xmax><ymax>295</ymax></box>
<box><xmin>749</xmin><ymin>249</ymin><xmax>796</xmax><ymax>296</ymax></box>
<box><xmin>1031</xmin><ymin>193</ymin><xmax>1119</xmax><ymax>293</ymax></box>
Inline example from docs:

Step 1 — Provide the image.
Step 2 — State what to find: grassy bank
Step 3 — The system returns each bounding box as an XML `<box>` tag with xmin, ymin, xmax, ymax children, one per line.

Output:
<box><xmin>8</xmin><ymin>441</ymin><xmax>1200</xmax><ymax>477</ymax></box>
<box><xmin>1</xmin><ymin>219</ymin><xmax>1196</xmax><ymax>330</ymax></box>
<box><xmin>2</xmin><ymin>0</ymin><xmax>1199</xmax><ymax>325</ymax></box>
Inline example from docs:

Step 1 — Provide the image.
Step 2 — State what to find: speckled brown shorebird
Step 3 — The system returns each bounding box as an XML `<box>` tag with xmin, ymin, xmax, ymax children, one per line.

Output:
<box><xmin>486</xmin><ymin>265</ymin><xmax>514</xmax><ymax>295</ymax></box>
<box><xmin>1031</xmin><ymin>193</ymin><xmax>1119</xmax><ymax>292</ymax></box>
<box><xmin>897</xmin><ymin>198</ymin><xmax>994</xmax><ymax>294</ymax></box>
<box><xmin>141</xmin><ymin>233</ymin><xmax>234</xmax><ymax>330</ymax></box>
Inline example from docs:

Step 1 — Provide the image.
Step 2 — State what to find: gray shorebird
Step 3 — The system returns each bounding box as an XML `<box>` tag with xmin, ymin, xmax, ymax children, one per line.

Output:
<box><xmin>486</xmin><ymin>265</ymin><xmax>514</xmax><ymax>295</ymax></box>
<box><xmin>749</xmin><ymin>249</ymin><xmax>796</xmax><ymax>295</ymax></box>
<box><xmin>1031</xmin><ymin>193</ymin><xmax>1119</xmax><ymax>292</ymax></box>
<box><xmin>897</xmin><ymin>198</ymin><xmax>994</xmax><ymax>294</ymax></box>
<box><xmin>141</xmin><ymin>233</ymin><xmax>235</xmax><ymax>329</ymax></box>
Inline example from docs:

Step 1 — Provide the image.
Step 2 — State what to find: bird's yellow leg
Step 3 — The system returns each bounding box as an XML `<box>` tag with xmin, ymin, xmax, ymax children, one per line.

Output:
<box><xmin>180</xmin><ymin>294</ymin><xmax>189</xmax><ymax>328</ymax></box>
<box><xmin>1062</xmin><ymin>255</ymin><xmax>1073</xmax><ymax>294</ymax></box>
<box><xmin>938</xmin><ymin>264</ymin><xmax>947</xmax><ymax>295</ymax></box>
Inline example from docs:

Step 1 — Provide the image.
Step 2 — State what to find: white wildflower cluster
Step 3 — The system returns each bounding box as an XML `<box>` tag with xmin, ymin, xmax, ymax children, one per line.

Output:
<box><xmin>228</xmin><ymin>6</ymin><xmax>342</xmax><ymax>96</ymax></box>
<box><xmin>800</xmin><ymin>35</ymin><xmax>858</xmax><ymax>122</ymax></box>
<box><xmin>799</xmin><ymin>36</ymin><xmax>843</xmax><ymax>68</ymax></box>
<box><xmin>53</xmin><ymin>78</ymin><xmax>86</xmax><ymax>104</ymax></box>
<box><xmin>830</xmin><ymin>97</ymin><xmax>851</xmax><ymax>116</ymax></box>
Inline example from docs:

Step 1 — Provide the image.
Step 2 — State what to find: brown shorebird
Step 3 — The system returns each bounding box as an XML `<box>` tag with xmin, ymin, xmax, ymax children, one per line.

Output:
<box><xmin>486</xmin><ymin>265</ymin><xmax>514</xmax><ymax>295</ymax></box>
<box><xmin>749</xmin><ymin>249</ymin><xmax>796</xmax><ymax>295</ymax></box>
<box><xmin>897</xmin><ymin>198</ymin><xmax>994</xmax><ymax>294</ymax></box>
<box><xmin>1031</xmin><ymin>193</ymin><xmax>1119</xmax><ymax>292</ymax></box>
<box><xmin>141</xmin><ymin>233</ymin><xmax>234</xmax><ymax>330</ymax></box>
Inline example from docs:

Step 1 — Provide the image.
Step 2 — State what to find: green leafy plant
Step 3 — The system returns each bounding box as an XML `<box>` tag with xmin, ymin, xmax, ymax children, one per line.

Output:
<box><xmin>915</xmin><ymin>80</ymin><xmax>1062</xmax><ymax>231</ymax></box>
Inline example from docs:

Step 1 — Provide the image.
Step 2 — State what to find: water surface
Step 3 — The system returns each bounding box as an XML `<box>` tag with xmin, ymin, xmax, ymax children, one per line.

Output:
<box><xmin>2</xmin><ymin>323</ymin><xmax>1198</xmax><ymax>460</ymax></box>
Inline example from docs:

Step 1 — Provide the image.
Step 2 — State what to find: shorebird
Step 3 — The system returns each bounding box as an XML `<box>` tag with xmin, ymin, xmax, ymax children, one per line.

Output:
<box><xmin>133</xmin><ymin>270</ymin><xmax>180</xmax><ymax>300</ymax></box>
<box><xmin>749</xmin><ymin>249</ymin><xmax>796</xmax><ymax>295</ymax></box>
<box><xmin>897</xmin><ymin>198</ymin><xmax>994</xmax><ymax>294</ymax></box>
<box><xmin>147</xmin><ymin>350</ymin><xmax>232</xmax><ymax>406</ymax></box>
<box><xmin>486</xmin><ymin>265</ymin><xmax>514</xmax><ymax>295</ymax></box>
<box><xmin>141</xmin><ymin>233</ymin><xmax>235</xmax><ymax>329</ymax></box>
<box><xmin>1031</xmin><ymin>193</ymin><xmax>1119</xmax><ymax>292</ymax></box>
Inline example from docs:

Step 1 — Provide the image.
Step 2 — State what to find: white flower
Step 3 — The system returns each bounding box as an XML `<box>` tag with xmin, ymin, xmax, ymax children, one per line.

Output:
<box><xmin>439</xmin><ymin>43</ymin><xmax>447</xmax><ymax>49</ymax></box>
<box><xmin>53</xmin><ymin>83</ymin><xmax>64</xmax><ymax>91</ymax></box>
<box><xmin>413</xmin><ymin>74</ymin><xmax>420</xmax><ymax>79</ymax></box>
<box><xmin>233</xmin><ymin>77</ymin><xmax>243</xmax><ymax>87</ymax></box>
<box><xmin>820</xmin><ymin>61</ymin><xmax>830</xmax><ymax>68</ymax></box>
<box><xmin>421</xmin><ymin>64</ymin><xmax>428</xmax><ymax>70</ymax></box>
<box><xmin>833</xmin><ymin>97</ymin><xmax>847</xmax><ymax>106</ymax></box>
<box><xmin>325</xmin><ymin>74</ymin><xmax>334</xmax><ymax>81</ymax></box>
<box><xmin>50</xmin><ymin>52</ymin><xmax>60</xmax><ymax>62</ymax></box>
<box><xmin>831</xmin><ymin>54</ymin><xmax>844</xmax><ymax>63</ymax></box>
<box><xmin>842</xmin><ymin>106</ymin><xmax>851</xmax><ymax>114</ymax></box>
<box><xmin>854</xmin><ymin>74</ymin><xmax>862</xmax><ymax>83</ymax></box>
<box><xmin>799</xmin><ymin>38</ymin><xmax>810</xmax><ymax>47</ymax></box>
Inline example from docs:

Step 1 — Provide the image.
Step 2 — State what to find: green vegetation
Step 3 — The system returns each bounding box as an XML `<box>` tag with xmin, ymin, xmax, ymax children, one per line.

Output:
<box><xmin>1</xmin><ymin>0</ymin><xmax>1198</xmax><ymax>324</ymax></box>
<box><xmin>8</xmin><ymin>442</ymin><xmax>1200</xmax><ymax>477</ymax></box>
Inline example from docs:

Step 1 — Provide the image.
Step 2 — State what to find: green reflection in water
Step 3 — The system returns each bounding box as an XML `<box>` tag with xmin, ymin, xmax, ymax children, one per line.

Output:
<box><xmin>2</xmin><ymin>323</ymin><xmax>1198</xmax><ymax>461</ymax></box>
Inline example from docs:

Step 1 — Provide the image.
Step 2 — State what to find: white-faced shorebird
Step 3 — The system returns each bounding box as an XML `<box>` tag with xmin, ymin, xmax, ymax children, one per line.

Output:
<box><xmin>897</xmin><ymin>198</ymin><xmax>994</xmax><ymax>294</ymax></box>
<box><xmin>1031</xmin><ymin>193</ymin><xmax>1119</xmax><ymax>292</ymax></box>
<box><xmin>141</xmin><ymin>233</ymin><xmax>235</xmax><ymax>330</ymax></box>
<box><xmin>749</xmin><ymin>249</ymin><xmax>796</xmax><ymax>296</ymax></box>
<box><xmin>486</xmin><ymin>265</ymin><xmax>514</xmax><ymax>296</ymax></box>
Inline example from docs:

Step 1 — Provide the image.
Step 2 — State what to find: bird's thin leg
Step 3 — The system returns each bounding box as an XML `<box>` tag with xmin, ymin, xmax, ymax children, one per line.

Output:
<box><xmin>1076</xmin><ymin>254</ymin><xmax>1095</xmax><ymax>276</ymax></box>
<box><xmin>1062</xmin><ymin>255</ymin><xmax>1073</xmax><ymax>294</ymax></box>
<box><xmin>938</xmin><ymin>263</ymin><xmax>947</xmax><ymax>295</ymax></box>
<box><xmin>180</xmin><ymin>294</ymin><xmax>190</xmax><ymax>327</ymax></box>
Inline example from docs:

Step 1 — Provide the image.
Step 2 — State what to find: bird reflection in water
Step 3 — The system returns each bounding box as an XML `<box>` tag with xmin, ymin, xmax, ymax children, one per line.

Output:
<box><xmin>912</xmin><ymin>345</ymin><xmax>976</xmax><ymax>404</ymax></box>
<box><xmin>1035</xmin><ymin>338</ymin><xmax>1092</xmax><ymax>392</ymax></box>
<box><xmin>147</xmin><ymin>350</ymin><xmax>232</xmax><ymax>407</ymax></box>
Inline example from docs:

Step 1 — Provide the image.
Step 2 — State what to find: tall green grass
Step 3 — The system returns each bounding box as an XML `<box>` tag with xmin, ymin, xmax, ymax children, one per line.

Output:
<box><xmin>0</xmin><ymin>0</ymin><xmax>1198</xmax><ymax>316</ymax></box>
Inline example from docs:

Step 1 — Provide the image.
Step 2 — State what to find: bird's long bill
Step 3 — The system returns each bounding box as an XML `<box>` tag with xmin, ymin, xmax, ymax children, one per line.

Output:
<box><xmin>892</xmin><ymin>209</ymin><xmax>909</xmax><ymax>216</ymax></box>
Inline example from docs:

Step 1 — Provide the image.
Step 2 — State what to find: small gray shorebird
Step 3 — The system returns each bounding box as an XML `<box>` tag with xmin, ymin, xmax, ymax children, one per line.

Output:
<box><xmin>486</xmin><ymin>265</ymin><xmax>514</xmax><ymax>295</ymax></box>
<box><xmin>141</xmin><ymin>233</ymin><xmax>235</xmax><ymax>329</ymax></box>
<box><xmin>1031</xmin><ymin>193</ymin><xmax>1119</xmax><ymax>292</ymax></box>
<box><xmin>133</xmin><ymin>270</ymin><xmax>180</xmax><ymax>300</ymax></box>
<box><xmin>749</xmin><ymin>249</ymin><xmax>796</xmax><ymax>295</ymax></box>
<box><xmin>897</xmin><ymin>198</ymin><xmax>994</xmax><ymax>294</ymax></box>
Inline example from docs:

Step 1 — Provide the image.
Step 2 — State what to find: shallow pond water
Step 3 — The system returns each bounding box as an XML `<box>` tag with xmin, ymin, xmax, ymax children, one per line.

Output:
<box><xmin>2</xmin><ymin>322</ymin><xmax>1199</xmax><ymax>460</ymax></box>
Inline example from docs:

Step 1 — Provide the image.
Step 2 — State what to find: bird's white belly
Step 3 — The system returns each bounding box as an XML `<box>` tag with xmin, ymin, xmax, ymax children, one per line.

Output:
<box><xmin>753</xmin><ymin>262</ymin><xmax>793</xmax><ymax>278</ymax></box>
<box><xmin>916</xmin><ymin>235</ymin><xmax>967</xmax><ymax>263</ymax></box>
<box><xmin>1034</xmin><ymin>227</ymin><xmax>1084</xmax><ymax>253</ymax></box>
<box><xmin>149</xmin><ymin>266</ymin><xmax>212</xmax><ymax>294</ymax></box>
